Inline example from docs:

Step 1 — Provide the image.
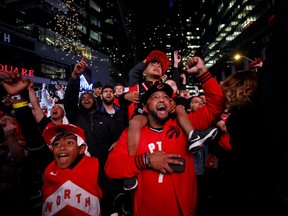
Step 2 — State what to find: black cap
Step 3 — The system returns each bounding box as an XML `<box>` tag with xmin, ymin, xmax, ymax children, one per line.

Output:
<box><xmin>93</xmin><ymin>81</ymin><xmax>102</xmax><ymax>89</ymax></box>
<box><xmin>143</xmin><ymin>83</ymin><xmax>173</xmax><ymax>104</ymax></box>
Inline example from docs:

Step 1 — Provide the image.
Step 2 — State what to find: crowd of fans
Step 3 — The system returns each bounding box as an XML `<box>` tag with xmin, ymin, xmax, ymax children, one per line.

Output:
<box><xmin>0</xmin><ymin>3</ymin><xmax>287</xmax><ymax>215</ymax></box>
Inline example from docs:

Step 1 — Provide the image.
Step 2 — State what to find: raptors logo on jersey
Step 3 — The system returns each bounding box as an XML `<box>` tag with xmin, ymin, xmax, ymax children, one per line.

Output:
<box><xmin>166</xmin><ymin>126</ymin><xmax>181</xmax><ymax>139</ymax></box>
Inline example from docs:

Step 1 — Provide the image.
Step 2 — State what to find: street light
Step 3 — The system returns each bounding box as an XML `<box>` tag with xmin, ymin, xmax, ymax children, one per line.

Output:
<box><xmin>234</xmin><ymin>54</ymin><xmax>254</xmax><ymax>62</ymax></box>
<box><xmin>234</xmin><ymin>54</ymin><xmax>263</xmax><ymax>72</ymax></box>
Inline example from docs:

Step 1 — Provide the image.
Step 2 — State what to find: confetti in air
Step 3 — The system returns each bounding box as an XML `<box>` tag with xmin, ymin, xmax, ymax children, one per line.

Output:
<box><xmin>47</xmin><ymin>0</ymin><xmax>98</xmax><ymax>66</ymax></box>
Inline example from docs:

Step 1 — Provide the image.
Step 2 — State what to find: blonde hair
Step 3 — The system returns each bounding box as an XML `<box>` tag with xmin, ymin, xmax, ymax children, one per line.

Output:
<box><xmin>221</xmin><ymin>70</ymin><xmax>259</xmax><ymax>109</ymax></box>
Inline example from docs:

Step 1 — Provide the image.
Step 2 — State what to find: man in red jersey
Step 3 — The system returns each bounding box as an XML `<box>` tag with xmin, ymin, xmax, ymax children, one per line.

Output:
<box><xmin>105</xmin><ymin>83</ymin><xmax>197</xmax><ymax>216</ymax></box>
<box><xmin>105</xmin><ymin>54</ymin><xmax>225</xmax><ymax>215</ymax></box>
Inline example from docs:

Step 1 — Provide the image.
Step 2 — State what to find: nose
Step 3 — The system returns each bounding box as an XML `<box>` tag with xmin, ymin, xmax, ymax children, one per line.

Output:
<box><xmin>159</xmin><ymin>96</ymin><xmax>165</xmax><ymax>102</ymax></box>
<box><xmin>59</xmin><ymin>142</ymin><xmax>67</xmax><ymax>150</ymax></box>
<box><xmin>153</xmin><ymin>62</ymin><xmax>161</xmax><ymax>67</ymax></box>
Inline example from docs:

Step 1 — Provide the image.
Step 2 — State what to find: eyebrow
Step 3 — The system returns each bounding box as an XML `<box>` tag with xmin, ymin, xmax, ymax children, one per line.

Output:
<box><xmin>52</xmin><ymin>133</ymin><xmax>77</xmax><ymax>143</ymax></box>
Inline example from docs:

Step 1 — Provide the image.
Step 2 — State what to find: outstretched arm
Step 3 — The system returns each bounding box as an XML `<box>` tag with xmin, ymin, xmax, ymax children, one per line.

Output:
<box><xmin>0</xmin><ymin>72</ymin><xmax>53</xmax><ymax>171</ymax></box>
<box><xmin>171</xmin><ymin>50</ymin><xmax>182</xmax><ymax>90</ymax></box>
<box><xmin>184</xmin><ymin>56</ymin><xmax>225</xmax><ymax>129</ymax></box>
<box><xmin>64</xmin><ymin>57</ymin><xmax>88</xmax><ymax>123</ymax></box>
<box><xmin>28</xmin><ymin>80</ymin><xmax>45</xmax><ymax>123</ymax></box>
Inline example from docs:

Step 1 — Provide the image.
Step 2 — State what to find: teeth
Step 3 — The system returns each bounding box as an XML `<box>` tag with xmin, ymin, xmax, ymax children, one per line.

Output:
<box><xmin>157</xmin><ymin>105</ymin><xmax>165</xmax><ymax>109</ymax></box>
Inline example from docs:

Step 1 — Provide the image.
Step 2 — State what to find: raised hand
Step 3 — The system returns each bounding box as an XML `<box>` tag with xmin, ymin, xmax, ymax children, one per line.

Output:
<box><xmin>0</xmin><ymin>72</ymin><xmax>30</xmax><ymax>95</ymax></box>
<box><xmin>173</xmin><ymin>50</ymin><xmax>181</xmax><ymax>67</ymax></box>
<box><xmin>72</xmin><ymin>56</ymin><xmax>88</xmax><ymax>79</ymax></box>
<box><xmin>184</xmin><ymin>56</ymin><xmax>207</xmax><ymax>76</ymax></box>
<box><xmin>161</xmin><ymin>74</ymin><xmax>168</xmax><ymax>83</ymax></box>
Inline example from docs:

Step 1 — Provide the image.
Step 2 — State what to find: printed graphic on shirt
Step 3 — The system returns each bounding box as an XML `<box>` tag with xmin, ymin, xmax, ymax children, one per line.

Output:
<box><xmin>166</xmin><ymin>126</ymin><xmax>180</xmax><ymax>139</ymax></box>
<box><xmin>43</xmin><ymin>180</ymin><xmax>100</xmax><ymax>216</ymax></box>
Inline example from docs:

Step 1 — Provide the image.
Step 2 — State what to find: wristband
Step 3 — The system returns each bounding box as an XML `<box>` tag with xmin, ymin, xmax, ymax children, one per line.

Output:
<box><xmin>145</xmin><ymin>152</ymin><xmax>152</xmax><ymax>168</ymax></box>
<box><xmin>12</xmin><ymin>101</ymin><xmax>29</xmax><ymax>109</ymax></box>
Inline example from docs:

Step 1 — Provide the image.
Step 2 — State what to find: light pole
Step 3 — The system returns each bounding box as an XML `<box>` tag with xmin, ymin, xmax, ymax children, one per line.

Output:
<box><xmin>234</xmin><ymin>54</ymin><xmax>254</xmax><ymax>62</ymax></box>
<box><xmin>234</xmin><ymin>54</ymin><xmax>259</xmax><ymax>71</ymax></box>
<box><xmin>234</xmin><ymin>54</ymin><xmax>263</xmax><ymax>72</ymax></box>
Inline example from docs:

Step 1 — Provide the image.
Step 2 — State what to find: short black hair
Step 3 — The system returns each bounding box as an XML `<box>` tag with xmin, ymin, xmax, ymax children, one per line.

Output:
<box><xmin>102</xmin><ymin>85</ymin><xmax>114</xmax><ymax>92</ymax></box>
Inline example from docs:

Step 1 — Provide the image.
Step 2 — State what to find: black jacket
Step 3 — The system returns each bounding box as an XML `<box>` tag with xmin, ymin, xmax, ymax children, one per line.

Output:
<box><xmin>64</xmin><ymin>76</ymin><xmax>127</xmax><ymax>166</ymax></box>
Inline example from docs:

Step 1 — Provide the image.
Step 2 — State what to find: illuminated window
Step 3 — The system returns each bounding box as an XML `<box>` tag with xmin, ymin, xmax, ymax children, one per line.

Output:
<box><xmin>77</xmin><ymin>24</ymin><xmax>87</xmax><ymax>34</ymax></box>
<box><xmin>90</xmin><ymin>30</ymin><xmax>101</xmax><ymax>42</ymax></box>
<box><xmin>90</xmin><ymin>0</ymin><xmax>101</xmax><ymax>12</ymax></box>
<box><xmin>41</xmin><ymin>59</ymin><xmax>68</xmax><ymax>80</ymax></box>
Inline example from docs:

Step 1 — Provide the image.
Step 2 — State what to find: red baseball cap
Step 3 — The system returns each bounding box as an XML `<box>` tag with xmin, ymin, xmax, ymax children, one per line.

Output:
<box><xmin>42</xmin><ymin>124</ymin><xmax>89</xmax><ymax>155</ymax></box>
<box><xmin>146</xmin><ymin>50</ymin><xmax>170</xmax><ymax>74</ymax></box>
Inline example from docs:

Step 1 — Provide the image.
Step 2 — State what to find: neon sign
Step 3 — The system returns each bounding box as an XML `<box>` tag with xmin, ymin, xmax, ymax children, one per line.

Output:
<box><xmin>0</xmin><ymin>63</ymin><xmax>34</xmax><ymax>77</ymax></box>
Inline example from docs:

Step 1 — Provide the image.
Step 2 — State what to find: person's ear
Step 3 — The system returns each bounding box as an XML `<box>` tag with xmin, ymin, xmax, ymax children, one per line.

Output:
<box><xmin>143</xmin><ymin>70</ymin><xmax>148</xmax><ymax>78</ymax></box>
<box><xmin>143</xmin><ymin>104</ymin><xmax>148</xmax><ymax>114</ymax></box>
<box><xmin>78</xmin><ymin>144</ymin><xmax>87</xmax><ymax>154</ymax></box>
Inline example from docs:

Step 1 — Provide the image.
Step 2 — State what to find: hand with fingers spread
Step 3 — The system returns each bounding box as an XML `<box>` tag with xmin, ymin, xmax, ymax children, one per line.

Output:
<box><xmin>173</xmin><ymin>50</ymin><xmax>182</xmax><ymax>68</ymax></box>
<box><xmin>72</xmin><ymin>57</ymin><xmax>88</xmax><ymax>79</ymax></box>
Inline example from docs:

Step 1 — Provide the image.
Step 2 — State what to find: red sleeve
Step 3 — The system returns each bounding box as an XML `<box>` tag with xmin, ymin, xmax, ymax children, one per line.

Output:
<box><xmin>217</xmin><ymin>132</ymin><xmax>232</xmax><ymax>151</ymax></box>
<box><xmin>188</xmin><ymin>71</ymin><xmax>225</xmax><ymax>129</ymax></box>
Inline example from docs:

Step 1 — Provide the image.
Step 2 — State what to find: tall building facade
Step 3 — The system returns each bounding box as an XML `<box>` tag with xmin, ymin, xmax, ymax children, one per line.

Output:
<box><xmin>0</xmin><ymin>0</ymin><xmax>276</xmax><ymax>91</ymax></box>
<box><xmin>0</xmin><ymin>0</ymin><xmax>133</xmax><ymax>90</ymax></box>
<box><xmin>118</xmin><ymin>0</ymin><xmax>275</xmax><ymax>92</ymax></box>
<box><xmin>198</xmin><ymin>0</ymin><xmax>275</xmax><ymax>80</ymax></box>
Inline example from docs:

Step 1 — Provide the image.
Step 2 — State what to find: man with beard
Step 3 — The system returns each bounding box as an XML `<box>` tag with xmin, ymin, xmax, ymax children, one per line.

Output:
<box><xmin>97</xmin><ymin>84</ymin><xmax>129</xmax><ymax>216</ymax></box>
<box><xmin>64</xmin><ymin>58</ymin><xmax>129</xmax><ymax>216</ymax></box>
<box><xmin>105</xmin><ymin>82</ymin><xmax>198</xmax><ymax>216</ymax></box>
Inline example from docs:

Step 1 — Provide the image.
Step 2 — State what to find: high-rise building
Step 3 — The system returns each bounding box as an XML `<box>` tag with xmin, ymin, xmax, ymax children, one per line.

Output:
<box><xmin>119</xmin><ymin>0</ymin><xmax>274</xmax><ymax>84</ymax></box>
<box><xmin>197</xmin><ymin>0</ymin><xmax>275</xmax><ymax>80</ymax></box>
<box><xmin>0</xmin><ymin>0</ymin><xmax>276</xmax><ymax>91</ymax></box>
<box><xmin>0</xmin><ymin>0</ymin><xmax>133</xmax><ymax>87</ymax></box>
